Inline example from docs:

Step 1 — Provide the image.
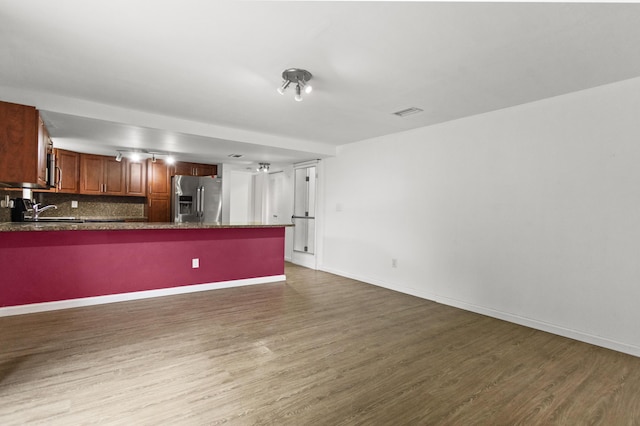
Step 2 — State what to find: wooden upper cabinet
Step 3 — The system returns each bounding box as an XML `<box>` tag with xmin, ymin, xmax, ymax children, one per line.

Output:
<box><xmin>146</xmin><ymin>159</ymin><xmax>172</xmax><ymax>222</ymax></box>
<box><xmin>173</xmin><ymin>161</ymin><xmax>194</xmax><ymax>176</ymax></box>
<box><xmin>80</xmin><ymin>154</ymin><xmax>125</xmax><ymax>195</ymax></box>
<box><xmin>103</xmin><ymin>157</ymin><xmax>125</xmax><ymax>194</ymax></box>
<box><xmin>37</xmin><ymin>115</ymin><xmax>51</xmax><ymax>186</ymax></box>
<box><xmin>147</xmin><ymin>159</ymin><xmax>172</xmax><ymax>196</ymax></box>
<box><xmin>125</xmin><ymin>159</ymin><xmax>146</xmax><ymax>196</ymax></box>
<box><xmin>173</xmin><ymin>161</ymin><xmax>217</xmax><ymax>177</ymax></box>
<box><xmin>0</xmin><ymin>100</ymin><xmax>49</xmax><ymax>188</ymax></box>
<box><xmin>197</xmin><ymin>163</ymin><xmax>217</xmax><ymax>176</ymax></box>
<box><xmin>80</xmin><ymin>154</ymin><xmax>105</xmax><ymax>194</ymax></box>
<box><xmin>55</xmin><ymin>149</ymin><xmax>80</xmax><ymax>193</ymax></box>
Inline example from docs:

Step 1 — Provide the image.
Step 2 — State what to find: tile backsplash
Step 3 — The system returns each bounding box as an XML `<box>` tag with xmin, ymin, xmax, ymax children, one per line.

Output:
<box><xmin>0</xmin><ymin>190</ymin><xmax>12</xmax><ymax>222</ymax></box>
<box><xmin>0</xmin><ymin>190</ymin><xmax>146</xmax><ymax>222</ymax></box>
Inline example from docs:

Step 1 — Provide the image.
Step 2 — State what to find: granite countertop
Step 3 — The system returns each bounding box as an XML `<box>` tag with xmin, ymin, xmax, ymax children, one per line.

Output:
<box><xmin>0</xmin><ymin>221</ymin><xmax>294</xmax><ymax>232</ymax></box>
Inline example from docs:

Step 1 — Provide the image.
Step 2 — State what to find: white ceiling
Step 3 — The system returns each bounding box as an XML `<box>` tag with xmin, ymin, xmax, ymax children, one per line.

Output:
<box><xmin>2</xmin><ymin>1</ymin><xmax>640</xmax><ymax>170</ymax></box>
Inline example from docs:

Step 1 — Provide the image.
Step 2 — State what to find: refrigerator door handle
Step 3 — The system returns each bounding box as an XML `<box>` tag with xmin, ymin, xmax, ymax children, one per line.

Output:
<box><xmin>200</xmin><ymin>186</ymin><xmax>205</xmax><ymax>217</ymax></box>
<box><xmin>174</xmin><ymin>193</ymin><xmax>179</xmax><ymax>222</ymax></box>
<box><xmin>195</xmin><ymin>187</ymin><xmax>201</xmax><ymax>218</ymax></box>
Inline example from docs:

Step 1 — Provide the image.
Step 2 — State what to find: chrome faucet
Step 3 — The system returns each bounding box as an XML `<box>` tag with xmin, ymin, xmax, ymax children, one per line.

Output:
<box><xmin>32</xmin><ymin>203</ymin><xmax>57</xmax><ymax>220</ymax></box>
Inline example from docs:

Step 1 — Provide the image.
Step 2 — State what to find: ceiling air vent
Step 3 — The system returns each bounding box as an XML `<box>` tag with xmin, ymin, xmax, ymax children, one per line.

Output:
<box><xmin>392</xmin><ymin>107</ymin><xmax>423</xmax><ymax>117</ymax></box>
<box><xmin>227</xmin><ymin>154</ymin><xmax>244</xmax><ymax>158</ymax></box>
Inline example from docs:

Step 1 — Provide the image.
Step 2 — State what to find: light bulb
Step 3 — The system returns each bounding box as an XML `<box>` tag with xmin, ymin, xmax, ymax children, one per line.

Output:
<box><xmin>130</xmin><ymin>152</ymin><xmax>141</xmax><ymax>162</ymax></box>
<box><xmin>277</xmin><ymin>80</ymin><xmax>290</xmax><ymax>95</ymax></box>
<box><xmin>165</xmin><ymin>156</ymin><xmax>175</xmax><ymax>165</ymax></box>
<box><xmin>295</xmin><ymin>84</ymin><xmax>303</xmax><ymax>102</ymax></box>
<box><xmin>304</xmin><ymin>84</ymin><xmax>313</xmax><ymax>94</ymax></box>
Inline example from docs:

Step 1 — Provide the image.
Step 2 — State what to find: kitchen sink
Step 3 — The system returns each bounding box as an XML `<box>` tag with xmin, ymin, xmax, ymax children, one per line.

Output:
<box><xmin>25</xmin><ymin>217</ymin><xmax>84</xmax><ymax>223</ymax></box>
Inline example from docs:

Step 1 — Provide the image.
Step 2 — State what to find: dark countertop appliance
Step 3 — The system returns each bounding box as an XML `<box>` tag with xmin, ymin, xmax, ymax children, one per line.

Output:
<box><xmin>11</xmin><ymin>198</ymin><xmax>33</xmax><ymax>222</ymax></box>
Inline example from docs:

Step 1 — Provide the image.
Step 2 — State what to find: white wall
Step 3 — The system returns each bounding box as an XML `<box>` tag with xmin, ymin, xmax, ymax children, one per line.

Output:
<box><xmin>321</xmin><ymin>76</ymin><xmax>640</xmax><ymax>357</ymax></box>
<box><xmin>229</xmin><ymin>170</ymin><xmax>254</xmax><ymax>223</ymax></box>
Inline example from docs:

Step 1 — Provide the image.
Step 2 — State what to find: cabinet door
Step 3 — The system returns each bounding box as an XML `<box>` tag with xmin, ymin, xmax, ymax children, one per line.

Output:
<box><xmin>37</xmin><ymin>115</ymin><xmax>50</xmax><ymax>186</ymax></box>
<box><xmin>103</xmin><ymin>157</ymin><xmax>125</xmax><ymax>194</ymax></box>
<box><xmin>173</xmin><ymin>162</ymin><xmax>195</xmax><ymax>176</ymax></box>
<box><xmin>56</xmin><ymin>149</ymin><xmax>80</xmax><ymax>193</ymax></box>
<box><xmin>80</xmin><ymin>154</ymin><xmax>105</xmax><ymax>194</ymax></box>
<box><xmin>0</xmin><ymin>101</ymin><xmax>39</xmax><ymax>185</ymax></box>
<box><xmin>148</xmin><ymin>159</ymin><xmax>171</xmax><ymax>196</ymax></box>
<box><xmin>148</xmin><ymin>195</ymin><xmax>171</xmax><ymax>222</ymax></box>
<box><xmin>195</xmin><ymin>163</ymin><xmax>217</xmax><ymax>176</ymax></box>
<box><xmin>126</xmin><ymin>160</ymin><xmax>146</xmax><ymax>196</ymax></box>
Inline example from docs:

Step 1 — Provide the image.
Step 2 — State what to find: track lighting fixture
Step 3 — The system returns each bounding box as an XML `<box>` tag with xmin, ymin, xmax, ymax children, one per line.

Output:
<box><xmin>257</xmin><ymin>163</ymin><xmax>270</xmax><ymax>173</ymax></box>
<box><xmin>277</xmin><ymin>68</ymin><xmax>313</xmax><ymax>101</ymax></box>
<box><xmin>114</xmin><ymin>149</ymin><xmax>176</xmax><ymax>164</ymax></box>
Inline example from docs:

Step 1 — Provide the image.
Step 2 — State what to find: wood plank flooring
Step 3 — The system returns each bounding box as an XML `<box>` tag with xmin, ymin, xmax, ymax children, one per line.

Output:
<box><xmin>1</xmin><ymin>263</ymin><xmax>640</xmax><ymax>425</ymax></box>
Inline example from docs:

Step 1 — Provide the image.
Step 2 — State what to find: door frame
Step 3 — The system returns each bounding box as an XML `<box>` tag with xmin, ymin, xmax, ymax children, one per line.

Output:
<box><xmin>291</xmin><ymin>160</ymin><xmax>321</xmax><ymax>270</ymax></box>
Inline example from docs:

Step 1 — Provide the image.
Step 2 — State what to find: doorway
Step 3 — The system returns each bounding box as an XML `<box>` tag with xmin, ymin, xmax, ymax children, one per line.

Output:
<box><xmin>291</xmin><ymin>162</ymin><xmax>318</xmax><ymax>268</ymax></box>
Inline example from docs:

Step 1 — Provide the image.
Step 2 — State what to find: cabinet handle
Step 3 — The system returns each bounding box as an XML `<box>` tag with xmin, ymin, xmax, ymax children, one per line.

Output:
<box><xmin>56</xmin><ymin>167</ymin><xmax>62</xmax><ymax>190</ymax></box>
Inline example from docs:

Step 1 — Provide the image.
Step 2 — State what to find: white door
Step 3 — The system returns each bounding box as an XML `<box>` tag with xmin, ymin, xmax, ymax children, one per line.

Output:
<box><xmin>291</xmin><ymin>164</ymin><xmax>317</xmax><ymax>269</ymax></box>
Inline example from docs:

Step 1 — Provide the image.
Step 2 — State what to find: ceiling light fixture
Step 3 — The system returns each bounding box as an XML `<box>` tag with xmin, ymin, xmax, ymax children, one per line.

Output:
<box><xmin>113</xmin><ymin>149</ymin><xmax>177</xmax><ymax>164</ymax></box>
<box><xmin>277</xmin><ymin>68</ymin><xmax>313</xmax><ymax>102</ymax></box>
<box><xmin>257</xmin><ymin>163</ymin><xmax>270</xmax><ymax>173</ymax></box>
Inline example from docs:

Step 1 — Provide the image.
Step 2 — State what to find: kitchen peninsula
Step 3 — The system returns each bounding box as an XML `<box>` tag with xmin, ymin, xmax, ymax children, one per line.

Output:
<box><xmin>0</xmin><ymin>222</ymin><xmax>290</xmax><ymax>315</ymax></box>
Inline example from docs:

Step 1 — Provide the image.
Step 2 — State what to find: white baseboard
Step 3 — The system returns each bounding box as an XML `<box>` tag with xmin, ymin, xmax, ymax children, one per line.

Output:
<box><xmin>0</xmin><ymin>275</ymin><xmax>286</xmax><ymax>317</ymax></box>
<box><xmin>319</xmin><ymin>266</ymin><xmax>640</xmax><ymax>358</ymax></box>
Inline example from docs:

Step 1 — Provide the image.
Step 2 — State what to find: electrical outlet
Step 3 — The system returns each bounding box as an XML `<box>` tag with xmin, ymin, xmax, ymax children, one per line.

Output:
<box><xmin>391</xmin><ymin>258</ymin><xmax>398</xmax><ymax>268</ymax></box>
<box><xmin>192</xmin><ymin>258</ymin><xmax>199</xmax><ymax>268</ymax></box>
<box><xmin>71</xmin><ymin>200</ymin><xmax>78</xmax><ymax>208</ymax></box>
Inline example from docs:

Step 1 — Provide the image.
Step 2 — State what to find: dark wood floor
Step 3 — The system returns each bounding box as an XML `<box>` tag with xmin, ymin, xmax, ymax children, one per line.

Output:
<box><xmin>1</xmin><ymin>263</ymin><xmax>639</xmax><ymax>425</ymax></box>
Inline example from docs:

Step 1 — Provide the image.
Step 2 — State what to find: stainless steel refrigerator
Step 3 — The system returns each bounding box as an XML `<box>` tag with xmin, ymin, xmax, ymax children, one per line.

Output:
<box><xmin>171</xmin><ymin>175</ymin><xmax>223</xmax><ymax>223</ymax></box>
